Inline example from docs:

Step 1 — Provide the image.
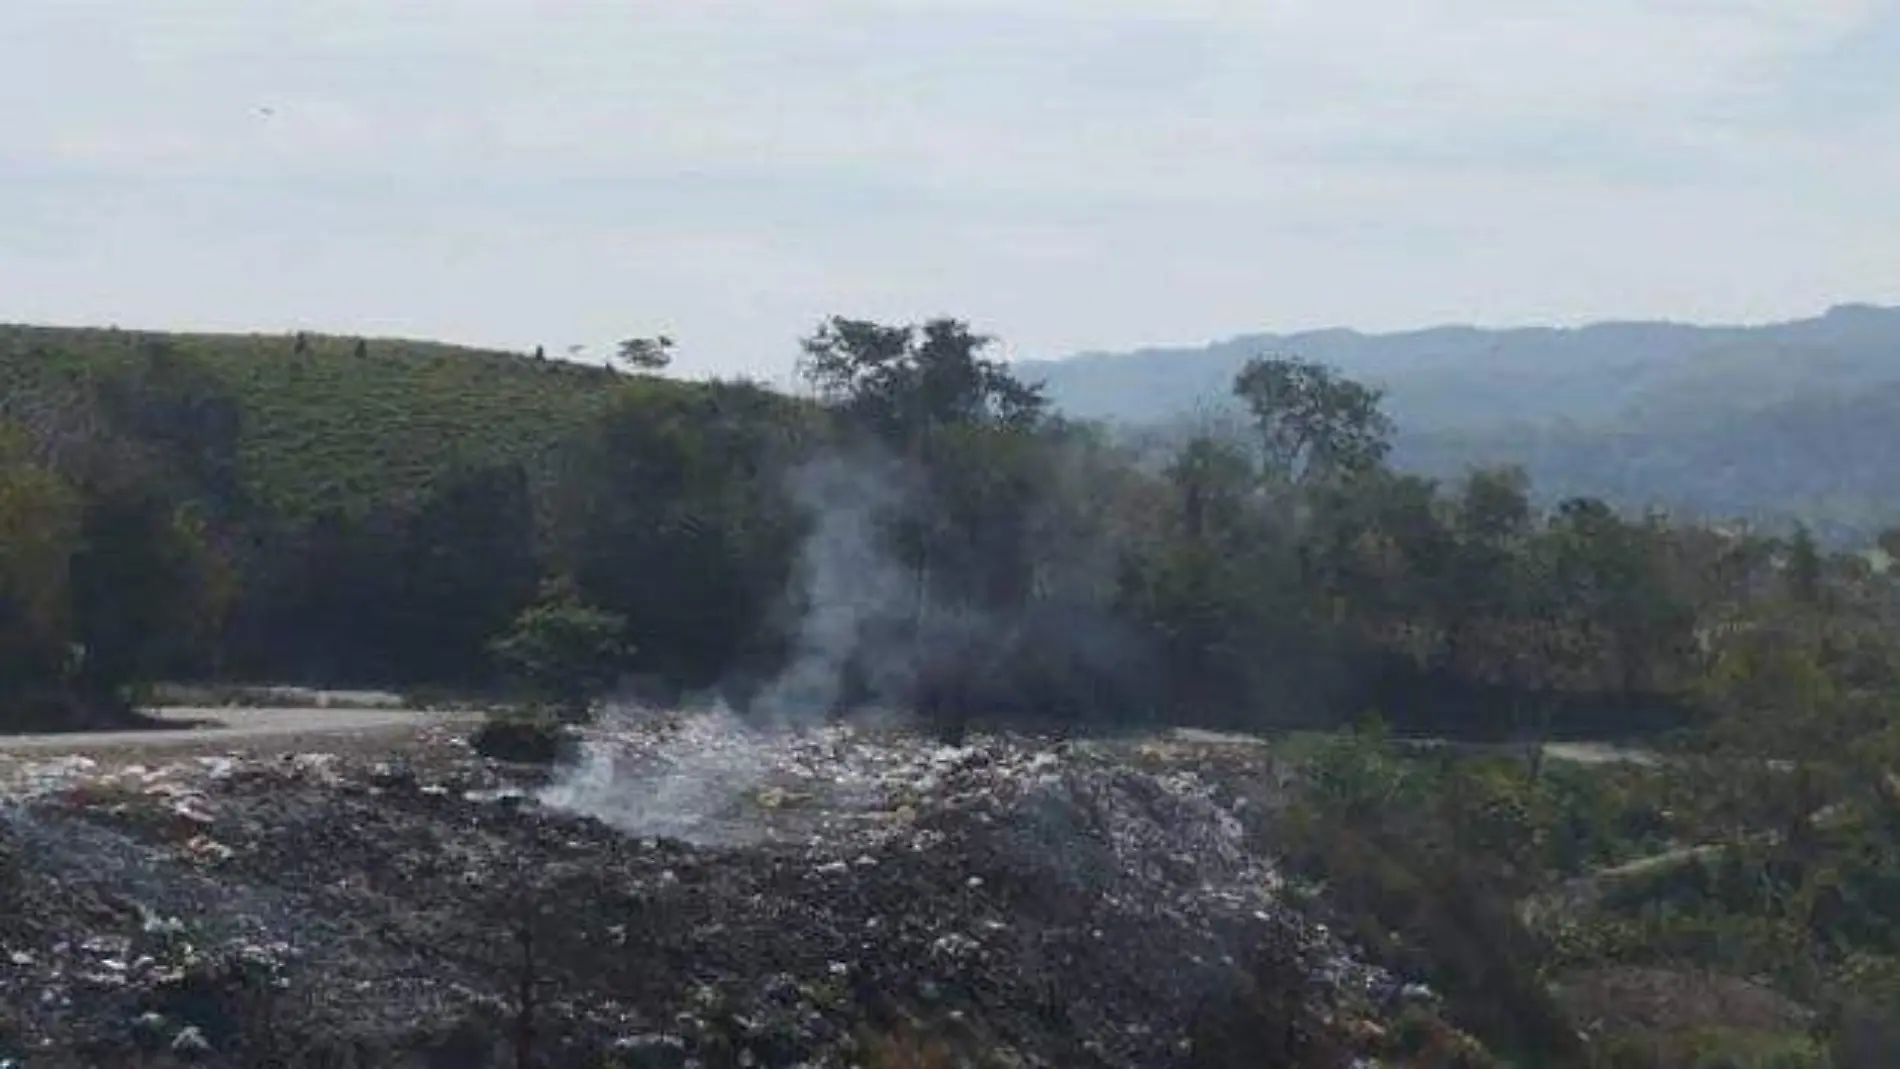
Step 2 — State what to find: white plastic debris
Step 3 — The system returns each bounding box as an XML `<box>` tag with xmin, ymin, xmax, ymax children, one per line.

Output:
<box><xmin>171</xmin><ymin>1025</ymin><xmax>211</xmax><ymax>1055</ymax></box>
<box><xmin>170</xmin><ymin>801</ymin><xmax>216</xmax><ymax>826</ymax></box>
<box><xmin>184</xmin><ymin>836</ymin><xmax>235</xmax><ymax>864</ymax></box>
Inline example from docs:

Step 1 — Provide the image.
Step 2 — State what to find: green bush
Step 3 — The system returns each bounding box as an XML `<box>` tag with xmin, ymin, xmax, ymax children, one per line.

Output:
<box><xmin>488</xmin><ymin>577</ymin><xmax>631</xmax><ymax>723</ymax></box>
<box><xmin>1685</xmin><ymin>1029</ymin><xmax>1829</xmax><ymax>1069</ymax></box>
<box><xmin>1592</xmin><ymin>1029</ymin><xmax>1830</xmax><ymax>1069</ymax></box>
<box><xmin>1275</xmin><ymin>810</ymin><xmax>1585</xmax><ymax>1067</ymax></box>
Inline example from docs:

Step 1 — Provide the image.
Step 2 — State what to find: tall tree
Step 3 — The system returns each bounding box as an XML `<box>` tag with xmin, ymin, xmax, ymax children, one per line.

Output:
<box><xmin>1541</xmin><ymin>497</ymin><xmax>1694</xmax><ymax>697</ymax></box>
<box><xmin>0</xmin><ymin>430</ymin><xmax>81</xmax><ymax>706</ymax></box>
<box><xmin>549</xmin><ymin>382</ymin><xmax>804</xmax><ymax>690</ymax></box>
<box><xmin>796</xmin><ymin>317</ymin><xmax>1050</xmax><ymax>610</ymax></box>
<box><xmin>1168</xmin><ymin>435</ymin><xmax>1258</xmax><ymax>545</ymax></box>
<box><xmin>1232</xmin><ymin>356</ymin><xmax>1393</xmax><ymax>487</ymax></box>
<box><xmin>89</xmin><ymin>339</ymin><xmax>245</xmax><ymax>517</ymax></box>
<box><xmin>796</xmin><ymin>317</ymin><xmax>1057</xmax><ymax>729</ymax></box>
<box><xmin>1787</xmin><ymin>525</ymin><xmax>1825</xmax><ymax>605</ymax></box>
<box><xmin>389</xmin><ymin>462</ymin><xmax>540</xmax><ymax>684</ymax></box>
<box><xmin>66</xmin><ymin>488</ymin><xmax>231</xmax><ymax>702</ymax></box>
<box><xmin>798</xmin><ymin>316</ymin><xmax>1046</xmax><ymax>447</ymax></box>
<box><xmin>1442</xmin><ymin>467</ymin><xmax>1535</xmax><ymax>676</ymax></box>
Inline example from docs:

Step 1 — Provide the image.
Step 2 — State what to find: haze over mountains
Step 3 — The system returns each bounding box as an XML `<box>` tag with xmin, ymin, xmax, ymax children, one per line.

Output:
<box><xmin>1020</xmin><ymin>304</ymin><xmax>1900</xmax><ymax>540</ymax></box>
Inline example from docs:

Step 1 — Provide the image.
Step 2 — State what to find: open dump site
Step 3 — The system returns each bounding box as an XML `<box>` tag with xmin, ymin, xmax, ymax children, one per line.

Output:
<box><xmin>1</xmin><ymin>714</ymin><xmax>1425</xmax><ymax>1068</ymax></box>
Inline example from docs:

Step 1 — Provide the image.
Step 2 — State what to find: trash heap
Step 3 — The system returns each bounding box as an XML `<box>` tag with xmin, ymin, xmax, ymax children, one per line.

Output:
<box><xmin>1</xmin><ymin>716</ymin><xmax>1426</xmax><ymax>1068</ymax></box>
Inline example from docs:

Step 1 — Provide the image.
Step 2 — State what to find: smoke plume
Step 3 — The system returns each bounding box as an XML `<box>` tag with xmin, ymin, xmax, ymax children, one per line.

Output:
<box><xmin>537</xmin><ymin>438</ymin><xmax>1155</xmax><ymax>842</ymax></box>
<box><xmin>748</xmin><ymin>450</ymin><xmax>921</xmax><ymax>724</ymax></box>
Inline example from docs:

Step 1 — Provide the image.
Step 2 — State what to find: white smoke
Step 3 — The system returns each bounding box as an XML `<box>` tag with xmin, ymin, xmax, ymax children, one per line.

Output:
<box><xmin>538</xmin><ymin>449</ymin><xmax>928</xmax><ymax>842</ymax></box>
<box><xmin>535</xmin><ymin>434</ymin><xmax>1158</xmax><ymax>841</ymax></box>
<box><xmin>536</xmin><ymin>704</ymin><xmax>774</xmax><ymax>845</ymax></box>
<box><xmin>748</xmin><ymin>450</ymin><xmax>921</xmax><ymax>725</ymax></box>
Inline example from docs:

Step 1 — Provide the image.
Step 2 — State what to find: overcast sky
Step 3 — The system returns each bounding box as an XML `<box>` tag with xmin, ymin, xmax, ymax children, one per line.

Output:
<box><xmin>2</xmin><ymin>1</ymin><xmax>1897</xmax><ymax>381</ymax></box>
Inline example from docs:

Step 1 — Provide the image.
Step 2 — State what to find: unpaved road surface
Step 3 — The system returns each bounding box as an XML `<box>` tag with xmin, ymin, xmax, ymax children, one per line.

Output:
<box><xmin>0</xmin><ymin>706</ymin><xmax>480</xmax><ymax>760</ymax></box>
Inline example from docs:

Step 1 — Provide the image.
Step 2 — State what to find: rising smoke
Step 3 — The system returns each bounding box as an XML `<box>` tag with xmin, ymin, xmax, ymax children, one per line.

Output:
<box><xmin>538</xmin><ymin>439</ymin><xmax>1155</xmax><ymax>842</ymax></box>
<box><xmin>747</xmin><ymin>449</ymin><xmax>924</xmax><ymax>725</ymax></box>
<box><xmin>537</xmin><ymin>447</ymin><xmax>933</xmax><ymax>842</ymax></box>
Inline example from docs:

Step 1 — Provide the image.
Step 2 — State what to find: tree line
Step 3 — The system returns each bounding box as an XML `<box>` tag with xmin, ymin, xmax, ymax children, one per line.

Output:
<box><xmin>2</xmin><ymin>320</ymin><xmax>1891</xmax><ymax>738</ymax></box>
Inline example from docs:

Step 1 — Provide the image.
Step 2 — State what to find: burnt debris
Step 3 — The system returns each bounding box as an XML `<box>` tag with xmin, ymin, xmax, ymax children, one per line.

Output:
<box><xmin>1</xmin><ymin>718</ymin><xmax>1415</xmax><ymax>1068</ymax></box>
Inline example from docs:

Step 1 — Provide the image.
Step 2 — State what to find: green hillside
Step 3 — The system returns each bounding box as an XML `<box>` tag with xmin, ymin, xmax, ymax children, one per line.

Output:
<box><xmin>0</xmin><ymin>320</ymin><xmax>812</xmax><ymax>700</ymax></box>
<box><xmin>0</xmin><ymin>325</ymin><xmax>638</xmax><ymax>520</ymax></box>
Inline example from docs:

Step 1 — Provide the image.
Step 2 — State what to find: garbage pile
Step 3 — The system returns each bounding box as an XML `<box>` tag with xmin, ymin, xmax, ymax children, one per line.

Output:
<box><xmin>1</xmin><ymin>715</ymin><xmax>1423</xmax><ymax>1068</ymax></box>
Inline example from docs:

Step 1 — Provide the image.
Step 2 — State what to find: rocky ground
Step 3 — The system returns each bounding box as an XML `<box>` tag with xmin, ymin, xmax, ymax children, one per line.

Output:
<box><xmin>0</xmin><ymin>712</ymin><xmax>1435</xmax><ymax>1068</ymax></box>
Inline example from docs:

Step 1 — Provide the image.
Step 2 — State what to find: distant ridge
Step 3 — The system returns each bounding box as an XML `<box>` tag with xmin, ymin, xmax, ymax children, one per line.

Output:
<box><xmin>1019</xmin><ymin>304</ymin><xmax>1900</xmax><ymax>540</ymax></box>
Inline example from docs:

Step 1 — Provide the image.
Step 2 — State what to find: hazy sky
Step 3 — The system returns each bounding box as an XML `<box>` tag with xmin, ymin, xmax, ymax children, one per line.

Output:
<box><xmin>3</xmin><ymin>1</ymin><xmax>1897</xmax><ymax>381</ymax></box>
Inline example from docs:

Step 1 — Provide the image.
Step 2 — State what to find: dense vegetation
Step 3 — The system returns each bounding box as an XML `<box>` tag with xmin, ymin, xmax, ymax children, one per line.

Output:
<box><xmin>1</xmin><ymin>317</ymin><xmax>1890</xmax><ymax>732</ymax></box>
<box><xmin>1024</xmin><ymin>304</ymin><xmax>1900</xmax><ymax>541</ymax></box>
<box><xmin>5</xmin><ymin>317</ymin><xmax>1900</xmax><ymax>1063</ymax></box>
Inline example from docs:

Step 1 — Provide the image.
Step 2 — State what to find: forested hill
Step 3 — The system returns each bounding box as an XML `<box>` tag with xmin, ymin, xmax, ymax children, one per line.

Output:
<box><xmin>0</xmin><ymin>324</ymin><xmax>810</xmax><ymax>705</ymax></box>
<box><xmin>2</xmin><ymin>314</ymin><xmax>1891</xmax><ymax>736</ymax></box>
<box><xmin>0</xmin><ymin>325</ymin><xmax>628</xmax><ymax>520</ymax></box>
<box><xmin>1019</xmin><ymin>304</ymin><xmax>1900</xmax><ymax>537</ymax></box>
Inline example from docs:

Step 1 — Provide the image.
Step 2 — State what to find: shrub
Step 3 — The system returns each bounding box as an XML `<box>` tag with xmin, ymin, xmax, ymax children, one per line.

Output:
<box><xmin>471</xmin><ymin>712</ymin><xmax>576</xmax><ymax>765</ymax></box>
<box><xmin>489</xmin><ymin>577</ymin><xmax>631</xmax><ymax>722</ymax></box>
<box><xmin>1279</xmin><ymin>731</ymin><xmax>1589</xmax><ymax>1068</ymax></box>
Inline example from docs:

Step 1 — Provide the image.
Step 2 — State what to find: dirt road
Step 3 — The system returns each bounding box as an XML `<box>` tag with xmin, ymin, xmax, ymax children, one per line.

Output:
<box><xmin>0</xmin><ymin>705</ymin><xmax>481</xmax><ymax>760</ymax></box>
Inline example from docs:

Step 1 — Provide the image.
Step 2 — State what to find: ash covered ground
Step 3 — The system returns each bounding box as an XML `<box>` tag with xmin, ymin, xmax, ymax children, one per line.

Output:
<box><xmin>1</xmin><ymin>712</ymin><xmax>1420</xmax><ymax>1068</ymax></box>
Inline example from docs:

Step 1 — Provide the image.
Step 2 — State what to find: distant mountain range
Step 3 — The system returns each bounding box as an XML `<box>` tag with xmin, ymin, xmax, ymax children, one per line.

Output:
<box><xmin>1017</xmin><ymin>304</ymin><xmax>1900</xmax><ymax>540</ymax></box>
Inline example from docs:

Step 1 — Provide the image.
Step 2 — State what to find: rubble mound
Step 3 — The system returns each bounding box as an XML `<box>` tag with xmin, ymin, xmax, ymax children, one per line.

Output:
<box><xmin>1</xmin><ymin>716</ymin><xmax>1409</xmax><ymax>1068</ymax></box>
